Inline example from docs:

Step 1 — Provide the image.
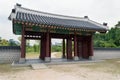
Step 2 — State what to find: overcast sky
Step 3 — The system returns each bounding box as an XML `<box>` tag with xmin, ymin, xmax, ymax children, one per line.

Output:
<box><xmin>0</xmin><ymin>0</ymin><xmax>120</xmax><ymax>43</ymax></box>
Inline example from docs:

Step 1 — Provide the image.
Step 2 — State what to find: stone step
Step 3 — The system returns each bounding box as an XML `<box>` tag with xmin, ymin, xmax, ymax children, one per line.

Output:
<box><xmin>31</xmin><ymin>63</ymin><xmax>48</xmax><ymax>70</ymax></box>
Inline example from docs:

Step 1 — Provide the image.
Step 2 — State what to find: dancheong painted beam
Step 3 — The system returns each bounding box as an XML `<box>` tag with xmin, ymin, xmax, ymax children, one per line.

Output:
<box><xmin>8</xmin><ymin>3</ymin><xmax>108</xmax><ymax>63</ymax></box>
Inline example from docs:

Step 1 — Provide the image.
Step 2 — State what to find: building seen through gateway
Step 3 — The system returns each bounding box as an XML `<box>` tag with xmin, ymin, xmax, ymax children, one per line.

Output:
<box><xmin>8</xmin><ymin>4</ymin><xmax>108</xmax><ymax>63</ymax></box>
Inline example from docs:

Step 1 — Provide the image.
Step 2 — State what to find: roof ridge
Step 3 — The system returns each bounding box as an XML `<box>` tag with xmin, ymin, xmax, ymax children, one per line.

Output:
<box><xmin>88</xmin><ymin>20</ymin><xmax>109</xmax><ymax>30</ymax></box>
<box><xmin>15</xmin><ymin>5</ymin><xmax>87</xmax><ymax>21</ymax></box>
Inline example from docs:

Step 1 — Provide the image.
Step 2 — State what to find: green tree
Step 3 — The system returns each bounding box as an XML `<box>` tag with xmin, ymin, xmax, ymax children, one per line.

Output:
<box><xmin>0</xmin><ymin>39</ymin><xmax>9</xmax><ymax>46</ymax></box>
<box><xmin>51</xmin><ymin>45</ymin><xmax>62</xmax><ymax>52</ymax></box>
<box><xmin>8</xmin><ymin>39</ymin><xmax>19</xmax><ymax>46</ymax></box>
<box><xmin>94</xmin><ymin>21</ymin><xmax>120</xmax><ymax>48</ymax></box>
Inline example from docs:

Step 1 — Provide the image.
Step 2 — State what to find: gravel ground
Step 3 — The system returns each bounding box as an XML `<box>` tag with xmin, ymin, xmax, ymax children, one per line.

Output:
<box><xmin>0</xmin><ymin>52</ymin><xmax>120</xmax><ymax>80</ymax></box>
<box><xmin>0</xmin><ymin>62</ymin><xmax>120</xmax><ymax>80</ymax></box>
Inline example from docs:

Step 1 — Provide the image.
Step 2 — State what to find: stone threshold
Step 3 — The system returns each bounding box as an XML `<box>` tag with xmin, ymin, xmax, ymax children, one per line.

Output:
<box><xmin>11</xmin><ymin>58</ymin><xmax>104</xmax><ymax>67</ymax></box>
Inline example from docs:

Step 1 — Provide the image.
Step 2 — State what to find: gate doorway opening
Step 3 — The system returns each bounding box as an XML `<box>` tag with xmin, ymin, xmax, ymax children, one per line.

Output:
<box><xmin>26</xmin><ymin>40</ymin><xmax>40</xmax><ymax>59</ymax></box>
<box><xmin>51</xmin><ymin>39</ymin><xmax>62</xmax><ymax>59</ymax></box>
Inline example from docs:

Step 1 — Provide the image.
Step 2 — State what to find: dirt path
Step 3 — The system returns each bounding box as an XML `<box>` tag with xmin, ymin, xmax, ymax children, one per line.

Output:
<box><xmin>1</xmin><ymin>56</ymin><xmax>120</xmax><ymax>80</ymax></box>
<box><xmin>0</xmin><ymin>64</ymin><xmax>120</xmax><ymax>80</ymax></box>
<box><xmin>51</xmin><ymin>52</ymin><xmax>57</xmax><ymax>58</ymax></box>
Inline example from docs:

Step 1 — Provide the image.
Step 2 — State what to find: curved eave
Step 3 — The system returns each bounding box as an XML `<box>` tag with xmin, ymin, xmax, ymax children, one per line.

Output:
<box><xmin>13</xmin><ymin>19</ymin><xmax>107</xmax><ymax>33</ymax></box>
<box><xmin>9</xmin><ymin>4</ymin><xmax>108</xmax><ymax>35</ymax></box>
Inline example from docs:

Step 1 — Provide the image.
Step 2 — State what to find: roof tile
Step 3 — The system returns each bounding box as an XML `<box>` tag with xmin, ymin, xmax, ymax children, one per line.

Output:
<box><xmin>9</xmin><ymin>5</ymin><xmax>108</xmax><ymax>32</ymax></box>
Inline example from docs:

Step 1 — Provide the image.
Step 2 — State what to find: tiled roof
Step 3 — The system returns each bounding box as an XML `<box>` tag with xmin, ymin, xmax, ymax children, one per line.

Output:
<box><xmin>9</xmin><ymin>4</ymin><xmax>108</xmax><ymax>32</ymax></box>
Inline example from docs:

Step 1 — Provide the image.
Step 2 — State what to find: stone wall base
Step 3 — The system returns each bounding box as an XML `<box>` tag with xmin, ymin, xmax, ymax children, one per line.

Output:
<box><xmin>45</xmin><ymin>57</ymin><xmax>51</xmax><ymax>62</ymax></box>
<box><xmin>74</xmin><ymin>56</ymin><xmax>79</xmax><ymax>61</ymax></box>
<box><xmin>19</xmin><ymin>58</ymin><xmax>26</xmax><ymax>63</ymax></box>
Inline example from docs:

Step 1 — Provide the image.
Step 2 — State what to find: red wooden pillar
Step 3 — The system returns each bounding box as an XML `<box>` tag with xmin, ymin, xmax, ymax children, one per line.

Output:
<box><xmin>19</xmin><ymin>25</ymin><xmax>26</xmax><ymax>63</ymax></box>
<box><xmin>40</xmin><ymin>35</ymin><xmax>45</xmax><ymax>60</ymax></box>
<box><xmin>40</xmin><ymin>33</ymin><xmax>49</xmax><ymax>60</ymax></box>
<box><xmin>49</xmin><ymin>35</ymin><xmax>51</xmax><ymax>57</ymax></box>
<box><xmin>39</xmin><ymin>37</ymin><xmax>41</xmax><ymax>59</ymax></box>
<box><xmin>45</xmin><ymin>32</ymin><xmax>51</xmax><ymax>61</ymax></box>
<box><xmin>66</xmin><ymin>37</ymin><xmax>72</xmax><ymax>59</ymax></box>
<box><xmin>89</xmin><ymin>35</ymin><xmax>93</xmax><ymax>59</ymax></box>
<box><xmin>79</xmin><ymin>42</ymin><xmax>83</xmax><ymax>59</ymax></box>
<box><xmin>77</xmin><ymin>37</ymin><xmax>83</xmax><ymax>59</ymax></box>
<box><xmin>21</xmin><ymin>26</ymin><xmax>26</xmax><ymax>58</ymax></box>
<box><xmin>39</xmin><ymin>39</ymin><xmax>41</xmax><ymax>59</ymax></box>
<box><xmin>77</xmin><ymin>41</ymin><xmax>79</xmax><ymax>57</ymax></box>
<box><xmin>82</xmin><ymin>37</ymin><xmax>89</xmax><ymax>59</ymax></box>
<box><xmin>43</xmin><ymin>34</ymin><xmax>47</xmax><ymax>60</ymax></box>
<box><xmin>74</xmin><ymin>35</ymin><xmax>79</xmax><ymax>60</ymax></box>
<box><xmin>82</xmin><ymin>40</ymin><xmax>85</xmax><ymax>58</ymax></box>
<box><xmin>62</xmin><ymin>39</ymin><xmax>66</xmax><ymax>58</ymax></box>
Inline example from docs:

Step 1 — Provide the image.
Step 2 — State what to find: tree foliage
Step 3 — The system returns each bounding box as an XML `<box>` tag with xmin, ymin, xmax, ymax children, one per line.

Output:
<box><xmin>94</xmin><ymin>22</ymin><xmax>120</xmax><ymax>48</ymax></box>
<box><xmin>0</xmin><ymin>38</ymin><xmax>19</xmax><ymax>46</ymax></box>
<box><xmin>51</xmin><ymin>45</ymin><xmax>62</xmax><ymax>52</ymax></box>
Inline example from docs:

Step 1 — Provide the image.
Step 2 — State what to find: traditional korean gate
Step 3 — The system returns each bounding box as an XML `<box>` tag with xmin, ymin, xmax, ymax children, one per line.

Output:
<box><xmin>8</xmin><ymin>4</ymin><xmax>107</xmax><ymax>62</ymax></box>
